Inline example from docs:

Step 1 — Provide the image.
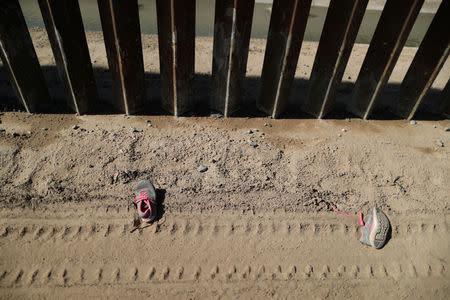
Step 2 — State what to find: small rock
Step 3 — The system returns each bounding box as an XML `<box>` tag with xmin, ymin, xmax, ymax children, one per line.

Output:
<box><xmin>129</xmin><ymin>127</ymin><xmax>142</xmax><ymax>133</ymax></box>
<box><xmin>248</xmin><ymin>140</ymin><xmax>258</xmax><ymax>148</ymax></box>
<box><xmin>260</xmin><ymin>132</ymin><xmax>265</xmax><ymax>136</ymax></box>
<box><xmin>27</xmin><ymin>131</ymin><xmax>32</xmax><ymax>135</ymax></box>
<box><xmin>42</xmin><ymin>128</ymin><xmax>48</xmax><ymax>131</ymax></box>
<box><xmin>26</xmin><ymin>113</ymin><xmax>33</xmax><ymax>118</ymax></box>
<box><xmin>197</xmin><ymin>165</ymin><xmax>208</xmax><ymax>173</ymax></box>
<box><xmin>410</xmin><ymin>120</ymin><xmax>417</xmax><ymax>125</ymax></box>
<box><xmin>147</xmin><ymin>124</ymin><xmax>152</xmax><ymax>127</ymax></box>
<box><xmin>348</xmin><ymin>76</ymin><xmax>352</xmax><ymax>80</ymax></box>
<box><xmin>445</xmin><ymin>127</ymin><xmax>450</xmax><ymax>132</ymax></box>
<box><xmin>145</xmin><ymin>120</ymin><xmax>151</xmax><ymax>123</ymax></box>
<box><xmin>173</xmin><ymin>157</ymin><xmax>178</xmax><ymax>162</ymax></box>
<box><xmin>253</xmin><ymin>128</ymin><xmax>259</xmax><ymax>132</ymax></box>
<box><xmin>433</xmin><ymin>125</ymin><xmax>437</xmax><ymax>128</ymax></box>
<box><xmin>248</xmin><ymin>129</ymin><xmax>253</xmax><ymax>134</ymax></box>
<box><xmin>265</xmin><ymin>176</ymin><xmax>270</xmax><ymax>181</ymax></box>
<box><xmin>12</xmin><ymin>132</ymin><xmax>19</xmax><ymax>137</ymax></box>
<box><xmin>72</xmin><ymin>125</ymin><xmax>79</xmax><ymax>130</ymax></box>
<box><xmin>211</xmin><ymin>113</ymin><xmax>223</xmax><ymax>119</ymax></box>
<box><xmin>338</xmin><ymin>133</ymin><xmax>342</xmax><ymax>137</ymax></box>
<box><xmin>345</xmin><ymin>118</ymin><xmax>351</xmax><ymax>122</ymax></box>
<box><xmin>211</xmin><ymin>159</ymin><xmax>217</xmax><ymax>163</ymax></box>
<box><xmin>341</xmin><ymin>128</ymin><xmax>347</xmax><ymax>132</ymax></box>
<box><xmin>264</xmin><ymin>123</ymin><xmax>272</xmax><ymax>127</ymax></box>
<box><xmin>0</xmin><ymin>128</ymin><xmax>5</xmax><ymax>133</ymax></box>
<box><xmin>436</xmin><ymin>140</ymin><xmax>444</xmax><ymax>147</ymax></box>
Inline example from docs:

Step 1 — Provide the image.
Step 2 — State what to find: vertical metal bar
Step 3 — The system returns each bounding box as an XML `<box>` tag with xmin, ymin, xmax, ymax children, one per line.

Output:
<box><xmin>349</xmin><ymin>0</ymin><xmax>424</xmax><ymax>119</ymax></box>
<box><xmin>211</xmin><ymin>0</ymin><xmax>255</xmax><ymax>117</ymax></box>
<box><xmin>0</xmin><ymin>0</ymin><xmax>50</xmax><ymax>113</ymax></box>
<box><xmin>39</xmin><ymin>0</ymin><xmax>98</xmax><ymax>115</ymax></box>
<box><xmin>257</xmin><ymin>0</ymin><xmax>311</xmax><ymax>118</ymax></box>
<box><xmin>303</xmin><ymin>0</ymin><xmax>368</xmax><ymax>118</ymax></box>
<box><xmin>97</xmin><ymin>0</ymin><xmax>145</xmax><ymax>115</ymax></box>
<box><xmin>156</xmin><ymin>0</ymin><xmax>195</xmax><ymax>116</ymax></box>
<box><xmin>391</xmin><ymin>0</ymin><xmax>450</xmax><ymax>120</ymax></box>
<box><xmin>438</xmin><ymin>79</ymin><xmax>450</xmax><ymax>118</ymax></box>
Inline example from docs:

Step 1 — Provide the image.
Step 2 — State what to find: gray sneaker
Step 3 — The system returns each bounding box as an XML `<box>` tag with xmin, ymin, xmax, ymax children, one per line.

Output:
<box><xmin>360</xmin><ymin>207</ymin><xmax>390</xmax><ymax>249</ymax></box>
<box><xmin>134</xmin><ymin>180</ymin><xmax>157</xmax><ymax>223</ymax></box>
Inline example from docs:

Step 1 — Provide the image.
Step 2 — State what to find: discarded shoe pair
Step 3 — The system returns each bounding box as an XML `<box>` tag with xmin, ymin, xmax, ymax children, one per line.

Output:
<box><xmin>131</xmin><ymin>180</ymin><xmax>391</xmax><ymax>249</ymax></box>
<box><xmin>333</xmin><ymin>205</ymin><xmax>391</xmax><ymax>249</ymax></box>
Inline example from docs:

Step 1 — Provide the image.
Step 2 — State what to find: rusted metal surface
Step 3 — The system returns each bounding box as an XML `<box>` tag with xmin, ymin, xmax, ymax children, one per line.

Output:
<box><xmin>349</xmin><ymin>0</ymin><xmax>424</xmax><ymax>119</ymax></box>
<box><xmin>391</xmin><ymin>0</ymin><xmax>450</xmax><ymax>120</ymax></box>
<box><xmin>0</xmin><ymin>0</ymin><xmax>50</xmax><ymax>113</ymax></box>
<box><xmin>304</xmin><ymin>0</ymin><xmax>368</xmax><ymax>118</ymax></box>
<box><xmin>257</xmin><ymin>0</ymin><xmax>311</xmax><ymax>118</ymax></box>
<box><xmin>39</xmin><ymin>0</ymin><xmax>97</xmax><ymax>115</ymax></box>
<box><xmin>156</xmin><ymin>0</ymin><xmax>195</xmax><ymax>116</ymax></box>
<box><xmin>97</xmin><ymin>0</ymin><xmax>145</xmax><ymax>115</ymax></box>
<box><xmin>211</xmin><ymin>0</ymin><xmax>255</xmax><ymax>117</ymax></box>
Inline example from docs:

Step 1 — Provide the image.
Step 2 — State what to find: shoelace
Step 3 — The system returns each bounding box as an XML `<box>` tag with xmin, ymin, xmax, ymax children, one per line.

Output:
<box><xmin>134</xmin><ymin>190</ymin><xmax>157</xmax><ymax>218</ymax></box>
<box><xmin>332</xmin><ymin>206</ymin><xmax>365</xmax><ymax>226</ymax></box>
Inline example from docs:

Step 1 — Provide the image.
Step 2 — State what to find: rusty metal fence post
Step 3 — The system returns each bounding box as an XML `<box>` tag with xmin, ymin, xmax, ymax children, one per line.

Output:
<box><xmin>391</xmin><ymin>0</ymin><xmax>450</xmax><ymax>120</ymax></box>
<box><xmin>257</xmin><ymin>0</ymin><xmax>311</xmax><ymax>118</ymax></box>
<box><xmin>439</xmin><ymin>79</ymin><xmax>450</xmax><ymax>118</ymax></box>
<box><xmin>0</xmin><ymin>0</ymin><xmax>50</xmax><ymax>113</ymax></box>
<box><xmin>97</xmin><ymin>0</ymin><xmax>145</xmax><ymax>115</ymax></box>
<box><xmin>211</xmin><ymin>0</ymin><xmax>255</xmax><ymax>117</ymax></box>
<box><xmin>349</xmin><ymin>0</ymin><xmax>424</xmax><ymax>119</ymax></box>
<box><xmin>303</xmin><ymin>0</ymin><xmax>368</xmax><ymax>118</ymax></box>
<box><xmin>156</xmin><ymin>0</ymin><xmax>195</xmax><ymax>116</ymax></box>
<box><xmin>39</xmin><ymin>0</ymin><xmax>98</xmax><ymax>115</ymax></box>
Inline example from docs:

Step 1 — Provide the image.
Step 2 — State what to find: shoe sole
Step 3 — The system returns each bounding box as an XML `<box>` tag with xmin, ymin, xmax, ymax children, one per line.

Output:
<box><xmin>369</xmin><ymin>207</ymin><xmax>390</xmax><ymax>249</ymax></box>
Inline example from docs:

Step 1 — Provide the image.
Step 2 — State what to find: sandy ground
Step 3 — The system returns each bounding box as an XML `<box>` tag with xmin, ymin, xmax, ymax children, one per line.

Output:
<box><xmin>0</xmin><ymin>29</ymin><xmax>449</xmax><ymax>299</ymax></box>
<box><xmin>0</xmin><ymin>112</ymin><xmax>449</xmax><ymax>299</ymax></box>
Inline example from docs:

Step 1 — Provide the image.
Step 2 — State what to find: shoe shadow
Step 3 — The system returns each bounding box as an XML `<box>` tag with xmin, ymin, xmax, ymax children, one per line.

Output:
<box><xmin>381</xmin><ymin>225</ymin><xmax>393</xmax><ymax>249</ymax></box>
<box><xmin>153</xmin><ymin>188</ymin><xmax>166</xmax><ymax>223</ymax></box>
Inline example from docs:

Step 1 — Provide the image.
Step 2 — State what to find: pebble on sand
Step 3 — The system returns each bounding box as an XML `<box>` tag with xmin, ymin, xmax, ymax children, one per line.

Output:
<box><xmin>248</xmin><ymin>140</ymin><xmax>258</xmax><ymax>148</ymax></box>
<box><xmin>410</xmin><ymin>120</ymin><xmax>417</xmax><ymax>125</ymax></box>
<box><xmin>42</xmin><ymin>128</ymin><xmax>48</xmax><ymax>131</ymax></box>
<box><xmin>129</xmin><ymin>127</ymin><xmax>142</xmax><ymax>133</ymax></box>
<box><xmin>197</xmin><ymin>165</ymin><xmax>208</xmax><ymax>173</ymax></box>
<box><xmin>436</xmin><ymin>140</ymin><xmax>444</xmax><ymax>147</ymax></box>
<box><xmin>72</xmin><ymin>125</ymin><xmax>79</xmax><ymax>130</ymax></box>
<box><xmin>445</xmin><ymin>127</ymin><xmax>450</xmax><ymax>132</ymax></box>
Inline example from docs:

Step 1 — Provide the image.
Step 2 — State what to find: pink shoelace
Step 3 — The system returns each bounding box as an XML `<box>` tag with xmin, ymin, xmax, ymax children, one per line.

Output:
<box><xmin>134</xmin><ymin>190</ymin><xmax>157</xmax><ymax>219</ymax></box>
<box><xmin>332</xmin><ymin>205</ymin><xmax>365</xmax><ymax>226</ymax></box>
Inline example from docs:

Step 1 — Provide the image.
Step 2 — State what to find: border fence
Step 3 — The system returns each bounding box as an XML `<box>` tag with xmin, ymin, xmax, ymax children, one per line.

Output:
<box><xmin>0</xmin><ymin>0</ymin><xmax>449</xmax><ymax>119</ymax></box>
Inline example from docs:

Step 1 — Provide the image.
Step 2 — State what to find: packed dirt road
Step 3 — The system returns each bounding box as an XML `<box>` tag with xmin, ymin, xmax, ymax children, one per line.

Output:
<box><xmin>0</xmin><ymin>112</ymin><xmax>449</xmax><ymax>298</ymax></box>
